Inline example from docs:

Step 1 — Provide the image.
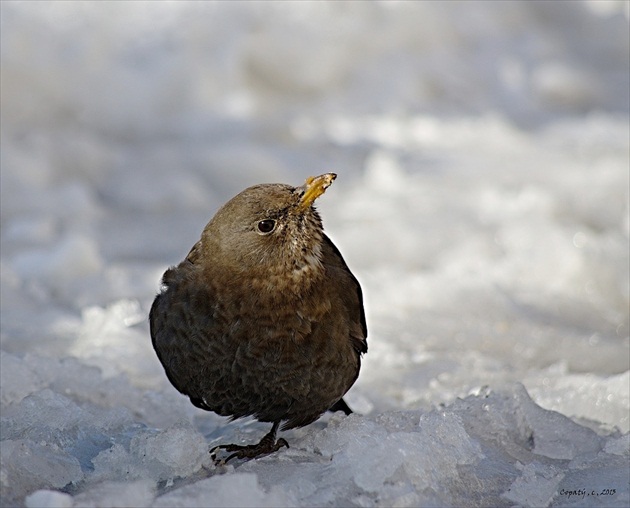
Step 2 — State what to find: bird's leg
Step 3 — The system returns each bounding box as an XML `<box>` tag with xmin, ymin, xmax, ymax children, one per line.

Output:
<box><xmin>210</xmin><ymin>421</ymin><xmax>289</xmax><ymax>464</ymax></box>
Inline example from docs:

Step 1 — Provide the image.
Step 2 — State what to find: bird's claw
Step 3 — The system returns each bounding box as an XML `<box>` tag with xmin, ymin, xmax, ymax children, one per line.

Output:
<box><xmin>210</xmin><ymin>438</ymin><xmax>289</xmax><ymax>465</ymax></box>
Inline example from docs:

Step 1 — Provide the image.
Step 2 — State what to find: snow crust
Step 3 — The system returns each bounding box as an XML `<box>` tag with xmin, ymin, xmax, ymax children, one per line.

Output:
<box><xmin>1</xmin><ymin>1</ymin><xmax>628</xmax><ymax>507</ymax></box>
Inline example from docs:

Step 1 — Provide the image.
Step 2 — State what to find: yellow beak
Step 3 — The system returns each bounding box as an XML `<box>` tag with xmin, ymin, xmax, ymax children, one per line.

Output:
<box><xmin>298</xmin><ymin>173</ymin><xmax>337</xmax><ymax>211</ymax></box>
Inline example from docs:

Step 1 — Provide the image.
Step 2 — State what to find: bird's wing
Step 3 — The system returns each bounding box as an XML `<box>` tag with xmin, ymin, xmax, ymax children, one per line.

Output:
<box><xmin>321</xmin><ymin>234</ymin><xmax>368</xmax><ymax>355</ymax></box>
<box><xmin>149</xmin><ymin>260</ymin><xmax>222</xmax><ymax>404</ymax></box>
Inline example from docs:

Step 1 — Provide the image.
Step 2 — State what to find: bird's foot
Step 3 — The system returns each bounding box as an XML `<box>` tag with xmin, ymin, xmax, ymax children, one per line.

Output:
<box><xmin>211</xmin><ymin>438</ymin><xmax>289</xmax><ymax>464</ymax></box>
<box><xmin>210</xmin><ymin>422</ymin><xmax>289</xmax><ymax>464</ymax></box>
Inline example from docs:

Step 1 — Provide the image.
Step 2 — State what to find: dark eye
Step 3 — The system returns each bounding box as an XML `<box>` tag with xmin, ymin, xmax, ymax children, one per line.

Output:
<box><xmin>257</xmin><ymin>219</ymin><xmax>276</xmax><ymax>234</ymax></box>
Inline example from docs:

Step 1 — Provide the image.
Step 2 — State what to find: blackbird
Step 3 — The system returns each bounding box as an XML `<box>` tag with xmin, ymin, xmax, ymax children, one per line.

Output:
<box><xmin>150</xmin><ymin>173</ymin><xmax>367</xmax><ymax>462</ymax></box>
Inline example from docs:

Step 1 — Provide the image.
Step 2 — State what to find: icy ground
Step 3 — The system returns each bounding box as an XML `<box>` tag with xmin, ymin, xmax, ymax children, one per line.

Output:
<box><xmin>1</xmin><ymin>2</ymin><xmax>629</xmax><ymax>507</ymax></box>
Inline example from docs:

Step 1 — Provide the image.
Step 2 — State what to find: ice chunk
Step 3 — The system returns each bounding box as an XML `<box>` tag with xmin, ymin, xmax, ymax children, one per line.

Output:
<box><xmin>604</xmin><ymin>434</ymin><xmax>629</xmax><ymax>456</ymax></box>
<box><xmin>131</xmin><ymin>423</ymin><xmax>212</xmax><ymax>479</ymax></box>
<box><xmin>555</xmin><ymin>453</ymin><xmax>630</xmax><ymax>507</ymax></box>
<box><xmin>0</xmin><ymin>351</ymin><xmax>45</xmax><ymax>405</ymax></box>
<box><xmin>502</xmin><ymin>462</ymin><xmax>565</xmax><ymax>506</ymax></box>
<box><xmin>517</xmin><ymin>386</ymin><xmax>604</xmax><ymax>461</ymax></box>
<box><xmin>1</xmin><ymin>389</ymin><xmax>134</xmax><ymax>453</ymax></box>
<box><xmin>92</xmin><ymin>422</ymin><xmax>212</xmax><ymax>483</ymax></box>
<box><xmin>313</xmin><ymin>416</ymin><xmax>406</xmax><ymax>493</ymax></box>
<box><xmin>72</xmin><ymin>479</ymin><xmax>155</xmax><ymax>508</ymax></box>
<box><xmin>70</xmin><ymin>299</ymin><xmax>153</xmax><ymax>380</ymax></box>
<box><xmin>527</xmin><ymin>368</ymin><xmax>630</xmax><ymax>433</ymax></box>
<box><xmin>152</xmin><ymin>472</ymin><xmax>293</xmax><ymax>508</ymax></box>
<box><xmin>296</xmin><ymin>407</ymin><xmax>484</xmax><ymax>501</ymax></box>
<box><xmin>250</xmin><ymin>385</ymin><xmax>624</xmax><ymax>507</ymax></box>
<box><xmin>451</xmin><ymin>384</ymin><xmax>603</xmax><ymax>461</ymax></box>
<box><xmin>24</xmin><ymin>490</ymin><xmax>73</xmax><ymax>508</ymax></box>
<box><xmin>0</xmin><ymin>440</ymin><xmax>83</xmax><ymax>506</ymax></box>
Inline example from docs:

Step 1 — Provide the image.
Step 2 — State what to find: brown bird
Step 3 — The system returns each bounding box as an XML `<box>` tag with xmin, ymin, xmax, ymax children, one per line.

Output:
<box><xmin>150</xmin><ymin>173</ymin><xmax>367</xmax><ymax>462</ymax></box>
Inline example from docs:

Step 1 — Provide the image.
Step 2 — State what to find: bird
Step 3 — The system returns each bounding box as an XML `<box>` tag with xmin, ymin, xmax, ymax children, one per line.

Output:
<box><xmin>149</xmin><ymin>173</ymin><xmax>367</xmax><ymax>462</ymax></box>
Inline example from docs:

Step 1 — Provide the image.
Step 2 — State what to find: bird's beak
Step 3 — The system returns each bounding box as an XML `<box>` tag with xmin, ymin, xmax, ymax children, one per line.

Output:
<box><xmin>297</xmin><ymin>173</ymin><xmax>337</xmax><ymax>211</ymax></box>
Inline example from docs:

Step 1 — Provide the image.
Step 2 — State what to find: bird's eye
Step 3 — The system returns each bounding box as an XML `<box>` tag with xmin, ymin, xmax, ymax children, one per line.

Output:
<box><xmin>257</xmin><ymin>219</ymin><xmax>276</xmax><ymax>234</ymax></box>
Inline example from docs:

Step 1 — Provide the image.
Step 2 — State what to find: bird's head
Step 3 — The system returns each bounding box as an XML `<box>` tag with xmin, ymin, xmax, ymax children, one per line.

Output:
<box><xmin>199</xmin><ymin>173</ymin><xmax>336</xmax><ymax>288</ymax></box>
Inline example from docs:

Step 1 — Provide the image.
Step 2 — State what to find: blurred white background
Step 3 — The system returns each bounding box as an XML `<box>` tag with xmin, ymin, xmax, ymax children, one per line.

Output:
<box><xmin>1</xmin><ymin>1</ymin><xmax>628</xmax><ymax>507</ymax></box>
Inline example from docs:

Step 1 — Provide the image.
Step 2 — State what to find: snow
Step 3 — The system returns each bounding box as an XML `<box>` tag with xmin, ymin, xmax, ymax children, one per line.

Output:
<box><xmin>1</xmin><ymin>1</ymin><xmax>628</xmax><ymax>507</ymax></box>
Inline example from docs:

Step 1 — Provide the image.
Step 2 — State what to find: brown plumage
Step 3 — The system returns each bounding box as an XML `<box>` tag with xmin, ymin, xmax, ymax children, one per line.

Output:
<box><xmin>149</xmin><ymin>173</ymin><xmax>367</xmax><ymax>461</ymax></box>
